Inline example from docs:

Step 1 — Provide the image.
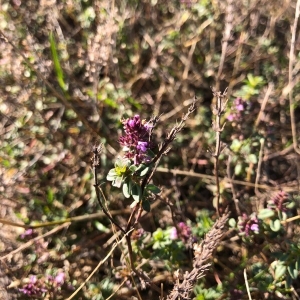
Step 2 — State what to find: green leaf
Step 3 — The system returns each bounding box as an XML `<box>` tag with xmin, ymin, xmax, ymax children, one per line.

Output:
<box><xmin>258</xmin><ymin>208</ymin><xmax>274</xmax><ymax>219</ymax></box>
<box><xmin>286</xmin><ymin>201</ymin><xmax>295</xmax><ymax>209</ymax></box>
<box><xmin>274</xmin><ymin>263</ymin><xmax>286</xmax><ymax>280</ymax></box>
<box><xmin>49</xmin><ymin>32</ymin><xmax>68</xmax><ymax>92</ymax></box>
<box><xmin>234</xmin><ymin>164</ymin><xmax>242</xmax><ymax>175</ymax></box>
<box><xmin>287</xmin><ymin>263</ymin><xmax>298</xmax><ymax>279</ymax></box>
<box><xmin>129</xmin><ymin>165</ymin><xmax>138</xmax><ymax>173</ymax></box>
<box><xmin>230</xmin><ymin>139</ymin><xmax>242</xmax><ymax>152</ymax></box>
<box><xmin>142</xmin><ymin>200</ymin><xmax>151</xmax><ymax>212</ymax></box>
<box><xmin>122</xmin><ymin>180</ymin><xmax>131</xmax><ymax>198</ymax></box>
<box><xmin>131</xmin><ymin>184</ymin><xmax>142</xmax><ymax>202</ymax></box>
<box><xmin>104</xmin><ymin>98</ymin><xmax>118</xmax><ymax>108</ymax></box>
<box><xmin>228</xmin><ymin>218</ymin><xmax>236</xmax><ymax>228</ymax></box>
<box><xmin>47</xmin><ymin>188</ymin><xmax>54</xmax><ymax>204</ymax></box>
<box><xmin>247</xmin><ymin>154</ymin><xmax>257</xmax><ymax>164</ymax></box>
<box><xmin>270</xmin><ymin>219</ymin><xmax>281</xmax><ymax>232</ymax></box>
<box><xmin>296</xmin><ymin>257</ymin><xmax>300</xmax><ymax>271</ymax></box>
<box><xmin>136</xmin><ymin>164</ymin><xmax>150</xmax><ymax>177</ymax></box>
<box><xmin>94</xmin><ymin>221</ymin><xmax>109</xmax><ymax>233</ymax></box>
<box><xmin>146</xmin><ymin>184</ymin><xmax>161</xmax><ymax>194</ymax></box>
<box><xmin>153</xmin><ymin>228</ymin><xmax>164</xmax><ymax>241</ymax></box>
<box><xmin>286</xmin><ymin>274</ymin><xmax>293</xmax><ymax>288</ymax></box>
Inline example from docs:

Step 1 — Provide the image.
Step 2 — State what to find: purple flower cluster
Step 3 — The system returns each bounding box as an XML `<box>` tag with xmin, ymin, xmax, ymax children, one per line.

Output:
<box><xmin>20</xmin><ymin>228</ymin><xmax>37</xmax><ymax>240</ymax></box>
<box><xmin>47</xmin><ymin>272</ymin><xmax>65</xmax><ymax>286</ymax></box>
<box><xmin>119</xmin><ymin>115</ymin><xmax>153</xmax><ymax>165</ymax></box>
<box><xmin>238</xmin><ymin>213</ymin><xmax>260</xmax><ymax>236</ymax></box>
<box><xmin>19</xmin><ymin>275</ymin><xmax>47</xmax><ymax>296</ymax></box>
<box><xmin>170</xmin><ymin>222</ymin><xmax>191</xmax><ymax>242</ymax></box>
<box><xmin>19</xmin><ymin>272</ymin><xmax>66</xmax><ymax>297</ymax></box>
<box><xmin>227</xmin><ymin>97</ymin><xmax>247</xmax><ymax>122</ymax></box>
<box><xmin>268</xmin><ymin>191</ymin><xmax>290</xmax><ymax>212</ymax></box>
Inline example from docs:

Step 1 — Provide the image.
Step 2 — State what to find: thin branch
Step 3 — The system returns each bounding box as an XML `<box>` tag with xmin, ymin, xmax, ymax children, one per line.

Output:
<box><xmin>92</xmin><ymin>145</ymin><xmax>125</xmax><ymax>234</ymax></box>
<box><xmin>254</xmin><ymin>83</ymin><xmax>273</xmax><ymax>128</ymax></box>
<box><xmin>254</xmin><ymin>138</ymin><xmax>265</xmax><ymax>202</ymax></box>
<box><xmin>211</xmin><ymin>88</ymin><xmax>228</xmax><ymax>217</ymax></box>
<box><xmin>141</xmin><ymin>98</ymin><xmax>197</xmax><ymax>193</ymax></box>
<box><xmin>244</xmin><ymin>268</ymin><xmax>253</xmax><ymax>300</ymax></box>
<box><xmin>216</xmin><ymin>0</ymin><xmax>233</xmax><ymax>90</ymax></box>
<box><xmin>0</xmin><ymin>209</ymin><xmax>131</xmax><ymax>230</ymax></box>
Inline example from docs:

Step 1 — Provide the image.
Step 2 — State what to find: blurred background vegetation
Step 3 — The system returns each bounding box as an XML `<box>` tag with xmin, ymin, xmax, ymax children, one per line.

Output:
<box><xmin>1</xmin><ymin>0</ymin><xmax>300</xmax><ymax>299</ymax></box>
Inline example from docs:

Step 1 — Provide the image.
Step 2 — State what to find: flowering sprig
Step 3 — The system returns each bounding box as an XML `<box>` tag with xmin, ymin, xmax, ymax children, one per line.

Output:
<box><xmin>19</xmin><ymin>272</ymin><xmax>67</xmax><ymax>298</ymax></box>
<box><xmin>19</xmin><ymin>275</ymin><xmax>47</xmax><ymax>297</ymax></box>
<box><xmin>237</xmin><ymin>213</ymin><xmax>260</xmax><ymax>237</ymax></box>
<box><xmin>227</xmin><ymin>97</ymin><xmax>248</xmax><ymax>123</ymax></box>
<box><xmin>267</xmin><ymin>191</ymin><xmax>294</xmax><ymax>214</ymax></box>
<box><xmin>256</xmin><ymin>191</ymin><xmax>295</xmax><ymax>232</ymax></box>
<box><xmin>106</xmin><ymin>157</ymin><xmax>132</xmax><ymax>188</ymax></box>
<box><xmin>119</xmin><ymin>115</ymin><xmax>154</xmax><ymax>165</ymax></box>
<box><xmin>170</xmin><ymin>222</ymin><xmax>192</xmax><ymax>243</ymax></box>
<box><xmin>107</xmin><ymin>115</ymin><xmax>161</xmax><ymax>208</ymax></box>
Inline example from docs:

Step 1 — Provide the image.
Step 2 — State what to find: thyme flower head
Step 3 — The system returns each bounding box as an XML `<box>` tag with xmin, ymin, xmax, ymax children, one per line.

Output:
<box><xmin>19</xmin><ymin>275</ymin><xmax>47</xmax><ymax>296</ymax></box>
<box><xmin>238</xmin><ymin>213</ymin><xmax>260</xmax><ymax>236</ymax></box>
<box><xmin>119</xmin><ymin>115</ymin><xmax>153</xmax><ymax>164</ymax></box>
<box><xmin>268</xmin><ymin>191</ymin><xmax>290</xmax><ymax>212</ymax></box>
<box><xmin>170</xmin><ymin>222</ymin><xmax>191</xmax><ymax>242</ymax></box>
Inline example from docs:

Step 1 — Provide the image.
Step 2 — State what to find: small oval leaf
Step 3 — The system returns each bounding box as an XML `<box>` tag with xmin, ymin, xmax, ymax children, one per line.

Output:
<box><xmin>122</xmin><ymin>181</ymin><xmax>131</xmax><ymax>198</ymax></box>
<box><xmin>147</xmin><ymin>184</ymin><xmax>161</xmax><ymax>194</ymax></box>
<box><xmin>275</xmin><ymin>263</ymin><xmax>286</xmax><ymax>280</ymax></box>
<box><xmin>94</xmin><ymin>221</ymin><xmax>109</xmax><ymax>233</ymax></box>
<box><xmin>142</xmin><ymin>200</ymin><xmax>151</xmax><ymax>212</ymax></box>
<box><xmin>287</xmin><ymin>263</ymin><xmax>298</xmax><ymax>279</ymax></box>
<box><xmin>270</xmin><ymin>219</ymin><xmax>281</xmax><ymax>232</ymax></box>
<box><xmin>247</xmin><ymin>154</ymin><xmax>257</xmax><ymax>164</ymax></box>
<box><xmin>129</xmin><ymin>165</ymin><xmax>137</xmax><ymax>173</ymax></box>
<box><xmin>228</xmin><ymin>218</ymin><xmax>236</xmax><ymax>228</ymax></box>
<box><xmin>131</xmin><ymin>184</ymin><xmax>142</xmax><ymax>202</ymax></box>
<box><xmin>234</xmin><ymin>164</ymin><xmax>242</xmax><ymax>176</ymax></box>
<box><xmin>258</xmin><ymin>208</ymin><xmax>274</xmax><ymax>219</ymax></box>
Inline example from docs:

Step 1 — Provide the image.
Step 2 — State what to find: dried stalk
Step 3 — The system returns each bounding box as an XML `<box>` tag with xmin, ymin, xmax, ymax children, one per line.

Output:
<box><xmin>166</xmin><ymin>212</ymin><xmax>229</xmax><ymax>300</ymax></box>
<box><xmin>212</xmin><ymin>89</ymin><xmax>228</xmax><ymax>217</ymax></box>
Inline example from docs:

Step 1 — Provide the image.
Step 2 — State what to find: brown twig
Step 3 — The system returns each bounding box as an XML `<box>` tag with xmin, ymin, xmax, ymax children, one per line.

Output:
<box><xmin>254</xmin><ymin>83</ymin><xmax>274</xmax><ymax>128</ymax></box>
<box><xmin>141</xmin><ymin>97</ymin><xmax>197</xmax><ymax>194</ymax></box>
<box><xmin>226</xmin><ymin>153</ymin><xmax>241</xmax><ymax>215</ymax></box>
<box><xmin>0</xmin><ymin>209</ymin><xmax>131</xmax><ymax>230</ymax></box>
<box><xmin>216</xmin><ymin>0</ymin><xmax>233</xmax><ymax>90</ymax></box>
<box><xmin>92</xmin><ymin>145</ymin><xmax>125</xmax><ymax>234</ymax></box>
<box><xmin>211</xmin><ymin>89</ymin><xmax>228</xmax><ymax>217</ymax></box>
